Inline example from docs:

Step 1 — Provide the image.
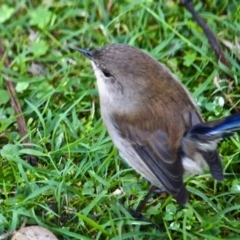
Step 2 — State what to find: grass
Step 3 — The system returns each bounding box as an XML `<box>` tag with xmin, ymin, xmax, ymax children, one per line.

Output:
<box><xmin>0</xmin><ymin>0</ymin><xmax>240</xmax><ymax>239</ymax></box>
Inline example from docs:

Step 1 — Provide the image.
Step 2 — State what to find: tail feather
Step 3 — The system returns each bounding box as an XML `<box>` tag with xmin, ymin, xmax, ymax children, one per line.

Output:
<box><xmin>199</xmin><ymin>150</ymin><xmax>223</xmax><ymax>181</ymax></box>
<box><xmin>182</xmin><ymin>113</ymin><xmax>240</xmax><ymax>181</ymax></box>
<box><xmin>188</xmin><ymin>113</ymin><xmax>240</xmax><ymax>142</ymax></box>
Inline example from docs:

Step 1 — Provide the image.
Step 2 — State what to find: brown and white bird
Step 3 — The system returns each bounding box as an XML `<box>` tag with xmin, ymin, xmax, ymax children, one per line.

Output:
<box><xmin>76</xmin><ymin>44</ymin><xmax>240</xmax><ymax>205</ymax></box>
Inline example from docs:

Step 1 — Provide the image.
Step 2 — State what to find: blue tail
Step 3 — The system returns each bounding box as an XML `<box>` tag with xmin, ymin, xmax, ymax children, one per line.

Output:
<box><xmin>188</xmin><ymin>113</ymin><xmax>240</xmax><ymax>140</ymax></box>
<box><xmin>182</xmin><ymin>113</ymin><xmax>240</xmax><ymax>182</ymax></box>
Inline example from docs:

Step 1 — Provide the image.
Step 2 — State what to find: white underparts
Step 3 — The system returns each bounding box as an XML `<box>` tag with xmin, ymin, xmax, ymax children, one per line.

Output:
<box><xmin>196</xmin><ymin>141</ymin><xmax>218</xmax><ymax>151</ymax></box>
<box><xmin>182</xmin><ymin>153</ymin><xmax>208</xmax><ymax>176</ymax></box>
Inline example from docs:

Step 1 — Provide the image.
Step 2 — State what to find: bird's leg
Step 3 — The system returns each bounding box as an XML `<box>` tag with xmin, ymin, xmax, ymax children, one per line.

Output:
<box><xmin>118</xmin><ymin>185</ymin><xmax>167</xmax><ymax>229</ymax></box>
<box><xmin>133</xmin><ymin>185</ymin><xmax>167</xmax><ymax>214</ymax></box>
<box><xmin>128</xmin><ymin>185</ymin><xmax>164</xmax><ymax>230</ymax></box>
<box><xmin>134</xmin><ymin>185</ymin><xmax>157</xmax><ymax>214</ymax></box>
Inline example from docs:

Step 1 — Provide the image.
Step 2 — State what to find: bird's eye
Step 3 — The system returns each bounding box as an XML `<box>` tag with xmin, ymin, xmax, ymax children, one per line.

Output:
<box><xmin>102</xmin><ymin>69</ymin><xmax>112</xmax><ymax>78</ymax></box>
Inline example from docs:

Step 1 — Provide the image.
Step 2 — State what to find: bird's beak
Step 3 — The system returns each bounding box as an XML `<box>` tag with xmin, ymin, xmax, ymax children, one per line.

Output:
<box><xmin>75</xmin><ymin>48</ymin><xmax>93</xmax><ymax>59</ymax></box>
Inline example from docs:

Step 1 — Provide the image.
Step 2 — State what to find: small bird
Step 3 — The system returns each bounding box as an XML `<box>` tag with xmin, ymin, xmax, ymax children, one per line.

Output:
<box><xmin>76</xmin><ymin>44</ymin><xmax>240</xmax><ymax>206</ymax></box>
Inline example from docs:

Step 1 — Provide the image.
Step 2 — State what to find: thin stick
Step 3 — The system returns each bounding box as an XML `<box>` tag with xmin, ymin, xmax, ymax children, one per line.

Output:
<box><xmin>0</xmin><ymin>41</ymin><xmax>37</xmax><ymax>166</ymax></box>
<box><xmin>181</xmin><ymin>0</ymin><xmax>230</xmax><ymax>69</ymax></box>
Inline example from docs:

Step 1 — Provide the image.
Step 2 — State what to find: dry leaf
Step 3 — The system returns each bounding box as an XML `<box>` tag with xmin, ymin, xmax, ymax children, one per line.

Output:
<box><xmin>11</xmin><ymin>226</ymin><xmax>58</xmax><ymax>240</ymax></box>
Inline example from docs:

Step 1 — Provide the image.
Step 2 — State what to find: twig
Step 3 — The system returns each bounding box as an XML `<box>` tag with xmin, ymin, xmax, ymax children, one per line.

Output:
<box><xmin>180</xmin><ymin>0</ymin><xmax>230</xmax><ymax>69</ymax></box>
<box><xmin>180</xmin><ymin>0</ymin><xmax>238</xmax><ymax>112</ymax></box>
<box><xmin>0</xmin><ymin>41</ymin><xmax>37</xmax><ymax>166</ymax></box>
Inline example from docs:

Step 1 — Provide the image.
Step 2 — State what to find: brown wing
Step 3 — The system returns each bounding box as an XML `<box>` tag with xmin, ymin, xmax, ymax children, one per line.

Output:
<box><xmin>129</xmin><ymin>127</ymin><xmax>188</xmax><ymax>204</ymax></box>
<box><xmin>112</xmin><ymin>107</ymin><xmax>202</xmax><ymax>205</ymax></box>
